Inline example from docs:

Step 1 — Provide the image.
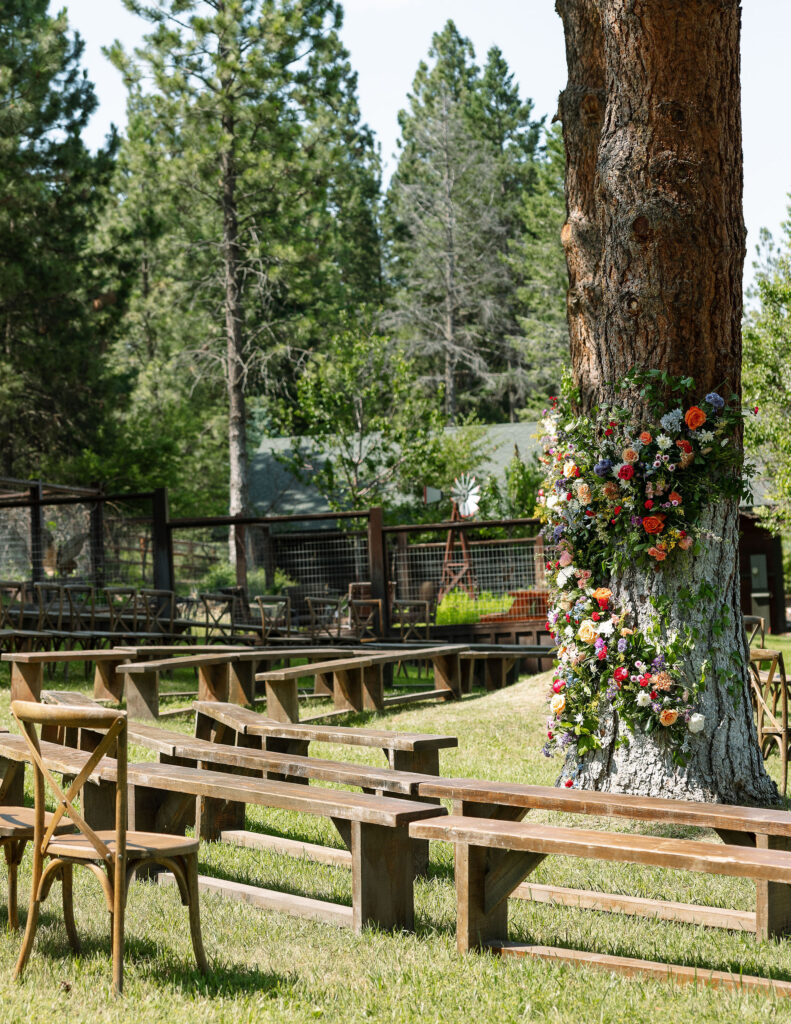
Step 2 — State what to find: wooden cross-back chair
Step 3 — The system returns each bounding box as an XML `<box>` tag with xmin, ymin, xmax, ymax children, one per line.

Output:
<box><xmin>0</xmin><ymin>581</ymin><xmax>49</xmax><ymax>652</ymax></box>
<box><xmin>138</xmin><ymin>588</ymin><xmax>178</xmax><ymax>639</ymax></box>
<box><xmin>749</xmin><ymin>648</ymin><xmax>789</xmax><ymax>796</ymax></box>
<box><xmin>255</xmin><ymin>594</ymin><xmax>291</xmax><ymax>640</ymax></box>
<box><xmin>10</xmin><ymin>701</ymin><xmax>208</xmax><ymax>994</ymax></box>
<box><xmin>744</xmin><ymin>614</ymin><xmax>767</xmax><ymax>649</ymax></box>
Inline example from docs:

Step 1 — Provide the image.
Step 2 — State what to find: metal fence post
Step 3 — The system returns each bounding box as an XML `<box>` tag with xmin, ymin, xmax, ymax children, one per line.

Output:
<box><xmin>367</xmin><ymin>506</ymin><xmax>389</xmax><ymax>633</ymax></box>
<box><xmin>29</xmin><ymin>483</ymin><xmax>44</xmax><ymax>584</ymax></box>
<box><xmin>152</xmin><ymin>487</ymin><xmax>174</xmax><ymax>591</ymax></box>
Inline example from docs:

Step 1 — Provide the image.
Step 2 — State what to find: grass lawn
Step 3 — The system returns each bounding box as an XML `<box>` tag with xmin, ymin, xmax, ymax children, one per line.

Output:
<box><xmin>0</xmin><ymin>661</ymin><xmax>789</xmax><ymax>1021</ymax></box>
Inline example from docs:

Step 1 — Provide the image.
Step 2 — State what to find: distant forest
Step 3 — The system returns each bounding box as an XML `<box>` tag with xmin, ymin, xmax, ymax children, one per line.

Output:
<box><xmin>1</xmin><ymin>2</ymin><xmax>569</xmax><ymax>517</ymax></box>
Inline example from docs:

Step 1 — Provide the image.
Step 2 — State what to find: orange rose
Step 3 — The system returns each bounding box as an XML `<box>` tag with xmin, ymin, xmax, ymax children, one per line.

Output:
<box><xmin>668</xmin><ymin>491</ymin><xmax>682</xmax><ymax>505</ymax></box>
<box><xmin>602</xmin><ymin>482</ymin><xmax>619</xmax><ymax>500</ymax></box>
<box><xmin>659</xmin><ymin>709</ymin><xmax>679</xmax><ymax>727</ymax></box>
<box><xmin>643</xmin><ymin>515</ymin><xmax>666</xmax><ymax>535</ymax></box>
<box><xmin>678</xmin><ymin>536</ymin><xmax>693</xmax><ymax>550</ymax></box>
<box><xmin>577</xmin><ymin>621</ymin><xmax>598</xmax><ymax>644</ymax></box>
<box><xmin>550</xmin><ymin>693</ymin><xmax>566</xmax><ymax>715</ymax></box>
<box><xmin>622</xmin><ymin>448</ymin><xmax>639</xmax><ymax>463</ymax></box>
<box><xmin>648</xmin><ymin>546</ymin><xmax>667</xmax><ymax>561</ymax></box>
<box><xmin>592</xmin><ymin>587</ymin><xmax>613</xmax><ymax>604</ymax></box>
<box><xmin>684</xmin><ymin>406</ymin><xmax>707</xmax><ymax>431</ymax></box>
<box><xmin>639</xmin><ymin>431</ymin><xmax>652</xmax><ymax>444</ymax></box>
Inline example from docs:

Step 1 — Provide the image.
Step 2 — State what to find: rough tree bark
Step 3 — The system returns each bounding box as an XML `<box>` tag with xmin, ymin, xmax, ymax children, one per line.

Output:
<box><xmin>555</xmin><ymin>0</ymin><xmax>775</xmax><ymax>802</ymax></box>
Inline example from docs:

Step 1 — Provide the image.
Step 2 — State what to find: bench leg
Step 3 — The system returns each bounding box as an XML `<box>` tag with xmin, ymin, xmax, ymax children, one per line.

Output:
<box><xmin>126</xmin><ymin>669</ymin><xmax>159</xmax><ymax>720</ymax></box>
<box><xmin>265</xmin><ymin>679</ymin><xmax>300</xmax><ymax>722</ymax></box>
<box><xmin>198</xmin><ymin>663</ymin><xmax>228</xmax><ymax>703</ymax></box>
<box><xmin>333</xmin><ymin>668</ymin><xmax>363</xmax><ymax>712</ymax></box>
<box><xmin>456</xmin><ymin>842</ymin><xmax>509</xmax><ymax>952</ymax></box>
<box><xmin>352</xmin><ymin>821</ymin><xmax>414</xmax><ymax>933</ymax></box>
<box><xmin>10</xmin><ymin>662</ymin><xmax>42</xmax><ymax>703</ymax></box>
<box><xmin>432</xmin><ymin>654</ymin><xmax>461</xmax><ymax>699</ymax></box>
<box><xmin>313</xmin><ymin>671</ymin><xmax>333</xmax><ymax>696</ymax></box>
<box><xmin>362</xmin><ymin>665</ymin><xmax>384</xmax><ymax>711</ymax></box>
<box><xmin>228</xmin><ymin>661</ymin><xmax>255</xmax><ymax>706</ymax></box>
<box><xmin>756</xmin><ymin>834</ymin><xmax>791</xmax><ymax>939</ymax></box>
<box><xmin>93</xmin><ymin>659</ymin><xmax>125</xmax><ymax>703</ymax></box>
<box><xmin>0</xmin><ymin>759</ymin><xmax>24</xmax><ymax>807</ymax></box>
<box><xmin>388</xmin><ymin>749</ymin><xmax>439</xmax><ymax>876</ymax></box>
<box><xmin>263</xmin><ymin>737</ymin><xmax>310</xmax><ymax>786</ymax></box>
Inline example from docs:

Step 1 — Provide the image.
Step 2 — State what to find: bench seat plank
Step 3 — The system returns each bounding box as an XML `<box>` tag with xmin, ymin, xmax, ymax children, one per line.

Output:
<box><xmin>194</xmin><ymin>701</ymin><xmax>458</xmax><ymax>752</ymax></box>
<box><xmin>417</xmin><ymin>778</ymin><xmax>791</xmax><ymax>838</ymax></box>
<box><xmin>409</xmin><ymin>815</ymin><xmax>791</xmax><ymax>884</ymax></box>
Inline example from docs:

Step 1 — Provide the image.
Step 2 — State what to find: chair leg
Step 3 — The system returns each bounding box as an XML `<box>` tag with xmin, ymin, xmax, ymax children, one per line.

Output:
<box><xmin>61</xmin><ymin>864</ymin><xmax>81</xmax><ymax>953</ymax></box>
<box><xmin>4</xmin><ymin>840</ymin><xmax>25</xmax><ymax>932</ymax></box>
<box><xmin>184</xmin><ymin>854</ymin><xmax>208</xmax><ymax>973</ymax></box>
<box><xmin>13</xmin><ymin>898</ymin><xmax>40</xmax><ymax>980</ymax></box>
<box><xmin>111</xmin><ymin>867</ymin><xmax>125</xmax><ymax>995</ymax></box>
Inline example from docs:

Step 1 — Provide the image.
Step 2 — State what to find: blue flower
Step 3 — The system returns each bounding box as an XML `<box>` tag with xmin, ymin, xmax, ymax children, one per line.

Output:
<box><xmin>705</xmin><ymin>391</ymin><xmax>725</xmax><ymax>412</ymax></box>
<box><xmin>660</xmin><ymin>408</ymin><xmax>684</xmax><ymax>433</ymax></box>
<box><xmin>552</xmin><ymin>524</ymin><xmax>565</xmax><ymax>542</ymax></box>
<box><xmin>593</xmin><ymin>459</ymin><xmax>613</xmax><ymax>477</ymax></box>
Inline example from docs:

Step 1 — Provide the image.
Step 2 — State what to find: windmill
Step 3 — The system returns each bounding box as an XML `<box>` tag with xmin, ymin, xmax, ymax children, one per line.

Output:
<box><xmin>438</xmin><ymin>473</ymin><xmax>480</xmax><ymax>601</ymax></box>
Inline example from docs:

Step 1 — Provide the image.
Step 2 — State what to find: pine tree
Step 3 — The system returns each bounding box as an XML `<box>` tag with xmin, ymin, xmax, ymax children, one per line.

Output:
<box><xmin>108</xmin><ymin>0</ymin><xmax>381</xmax><ymax>527</ymax></box>
<box><xmin>0</xmin><ymin>0</ymin><xmax>117</xmax><ymax>478</ymax></box>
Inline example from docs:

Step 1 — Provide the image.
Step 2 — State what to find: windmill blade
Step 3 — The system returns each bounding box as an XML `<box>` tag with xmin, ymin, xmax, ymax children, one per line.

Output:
<box><xmin>451</xmin><ymin>474</ymin><xmax>480</xmax><ymax>519</ymax></box>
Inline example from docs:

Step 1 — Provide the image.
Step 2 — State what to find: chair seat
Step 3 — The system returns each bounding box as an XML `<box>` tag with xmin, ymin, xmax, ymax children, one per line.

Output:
<box><xmin>0</xmin><ymin>807</ymin><xmax>74</xmax><ymax>839</ymax></box>
<box><xmin>47</xmin><ymin>830</ymin><xmax>199</xmax><ymax>860</ymax></box>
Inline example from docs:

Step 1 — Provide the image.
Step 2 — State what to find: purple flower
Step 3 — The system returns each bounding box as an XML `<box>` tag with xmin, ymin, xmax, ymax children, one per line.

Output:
<box><xmin>594</xmin><ymin>637</ymin><xmax>606</xmax><ymax>650</ymax></box>
<box><xmin>552</xmin><ymin>524</ymin><xmax>565</xmax><ymax>542</ymax></box>
<box><xmin>705</xmin><ymin>392</ymin><xmax>725</xmax><ymax>412</ymax></box>
<box><xmin>630</xmin><ymin>516</ymin><xmax>642</xmax><ymax>526</ymax></box>
<box><xmin>605</xmin><ymin>684</ymin><xmax>618</xmax><ymax>700</ymax></box>
<box><xmin>594</xmin><ymin>459</ymin><xmax>613</xmax><ymax>477</ymax></box>
<box><xmin>617</xmin><ymin>638</ymin><xmax>628</xmax><ymax>653</ymax></box>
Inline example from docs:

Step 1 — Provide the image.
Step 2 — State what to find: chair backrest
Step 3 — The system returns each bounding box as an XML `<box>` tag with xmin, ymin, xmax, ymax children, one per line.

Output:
<box><xmin>200</xmin><ymin>592</ymin><xmax>234</xmax><ymax>639</ymax></box>
<box><xmin>255</xmin><ymin>594</ymin><xmax>291</xmax><ymax>639</ymax></box>
<box><xmin>64</xmin><ymin>584</ymin><xmax>95</xmax><ymax>632</ymax></box>
<box><xmin>744</xmin><ymin>614</ymin><xmax>766</xmax><ymax>649</ymax></box>
<box><xmin>0</xmin><ymin>580</ymin><xmax>28</xmax><ymax>630</ymax></box>
<box><xmin>749</xmin><ymin>648</ymin><xmax>788</xmax><ymax>743</ymax></box>
<box><xmin>11</xmin><ymin>701</ymin><xmax>127</xmax><ymax>863</ymax></box>
<box><xmin>105</xmin><ymin>587</ymin><xmax>140</xmax><ymax>633</ymax></box>
<box><xmin>34</xmin><ymin>582</ymin><xmax>69</xmax><ymax>632</ymax></box>
<box><xmin>138</xmin><ymin>589</ymin><xmax>175</xmax><ymax>634</ymax></box>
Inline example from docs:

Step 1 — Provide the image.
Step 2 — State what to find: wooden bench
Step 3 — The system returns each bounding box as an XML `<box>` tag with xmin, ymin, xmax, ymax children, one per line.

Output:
<box><xmin>256</xmin><ymin>645</ymin><xmax>466</xmax><ymax>721</ymax></box>
<box><xmin>409</xmin><ymin>810</ymin><xmax>791</xmax><ymax>994</ymax></box>
<box><xmin>0</xmin><ymin>730</ymin><xmax>444</xmax><ymax>935</ymax></box>
<box><xmin>406</xmin><ymin>776</ymin><xmax>791</xmax><ymax>991</ymax></box>
<box><xmin>1</xmin><ymin>648</ymin><xmax>139</xmax><ymax>705</ymax></box>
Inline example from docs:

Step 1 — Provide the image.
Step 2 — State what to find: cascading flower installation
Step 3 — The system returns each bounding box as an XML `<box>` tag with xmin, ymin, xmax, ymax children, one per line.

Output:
<box><xmin>535</xmin><ymin>370</ymin><xmax>752</xmax><ymax>776</ymax></box>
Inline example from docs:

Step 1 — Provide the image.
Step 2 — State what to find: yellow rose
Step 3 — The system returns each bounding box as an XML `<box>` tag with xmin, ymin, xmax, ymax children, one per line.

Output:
<box><xmin>659</xmin><ymin>709</ymin><xmax>679</xmax><ymax>727</ymax></box>
<box><xmin>577</xmin><ymin>620</ymin><xmax>598</xmax><ymax>644</ymax></box>
<box><xmin>550</xmin><ymin>693</ymin><xmax>566</xmax><ymax>715</ymax></box>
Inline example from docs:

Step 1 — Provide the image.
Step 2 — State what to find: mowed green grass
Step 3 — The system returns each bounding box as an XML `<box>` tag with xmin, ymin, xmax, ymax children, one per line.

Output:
<box><xmin>0</xmin><ymin>662</ymin><xmax>790</xmax><ymax>1021</ymax></box>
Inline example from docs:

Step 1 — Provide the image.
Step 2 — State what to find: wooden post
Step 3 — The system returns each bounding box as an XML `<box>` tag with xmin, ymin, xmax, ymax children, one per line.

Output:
<box><xmin>234</xmin><ymin>522</ymin><xmax>247</xmax><ymax>591</ymax></box>
<box><xmin>313</xmin><ymin>671</ymin><xmax>333</xmax><ymax>696</ymax></box>
<box><xmin>198</xmin><ymin>663</ymin><xmax>228</xmax><ymax>703</ymax></box>
<box><xmin>29</xmin><ymin>483</ymin><xmax>44</xmax><ymax>585</ymax></box>
<box><xmin>10</xmin><ymin>662</ymin><xmax>42</xmax><ymax>703</ymax></box>
<box><xmin>351</xmin><ymin>821</ymin><xmax>414</xmax><ymax>933</ymax></box>
<box><xmin>367</xmin><ymin>507</ymin><xmax>389</xmax><ymax>634</ymax></box>
<box><xmin>151</xmin><ymin>487</ymin><xmax>174</xmax><ymax>592</ymax></box>
<box><xmin>755</xmin><ymin>834</ymin><xmax>791</xmax><ymax>939</ymax></box>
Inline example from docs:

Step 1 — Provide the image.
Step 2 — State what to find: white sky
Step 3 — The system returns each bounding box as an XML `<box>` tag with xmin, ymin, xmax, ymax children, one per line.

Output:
<box><xmin>57</xmin><ymin>0</ymin><xmax>791</xmax><ymax>290</ymax></box>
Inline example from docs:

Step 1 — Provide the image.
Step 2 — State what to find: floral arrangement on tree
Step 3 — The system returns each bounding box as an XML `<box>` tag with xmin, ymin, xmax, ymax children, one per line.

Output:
<box><xmin>536</xmin><ymin>370</ymin><xmax>753</xmax><ymax>778</ymax></box>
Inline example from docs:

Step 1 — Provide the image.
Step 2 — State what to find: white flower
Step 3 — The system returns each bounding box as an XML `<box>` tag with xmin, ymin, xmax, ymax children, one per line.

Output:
<box><xmin>636</xmin><ymin>691</ymin><xmax>651</xmax><ymax>707</ymax></box>
<box><xmin>563</xmin><ymin>460</ymin><xmax>577</xmax><ymax>478</ymax></box>
<box><xmin>596</xmin><ymin>619</ymin><xmax>615</xmax><ymax>636</ymax></box>
<box><xmin>699</xmin><ymin>430</ymin><xmax>714</xmax><ymax>442</ymax></box>
<box><xmin>688</xmin><ymin>713</ymin><xmax>705</xmax><ymax>734</ymax></box>
<box><xmin>575</xmin><ymin>713</ymin><xmax>584</xmax><ymax>723</ymax></box>
<box><xmin>656</xmin><ymin>434</ymin><xmax>672</xmax><ymax>451</ymax></box>
<box><xmin>557</xmin><ymin>566</ymin><xmax>576</xmax><ymax>586</ymax></box>
<box><xmin>546</xmin><ymin>494</ymin><xmax>559</xmax><ymax>509</ymax></box>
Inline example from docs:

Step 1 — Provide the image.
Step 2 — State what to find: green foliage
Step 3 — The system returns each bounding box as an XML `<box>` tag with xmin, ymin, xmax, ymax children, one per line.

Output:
<box><xmin>435</xmin><ymin>589</ymin><xmax>513</xmax><ymax>625</ymax></box>
<box><xmin>273</xmin><ymin>310</ymin><xmax>445</xmax><ymax>512</ymax></box>
<box><xmin>743</xmin><ymin>216</ymin><xmax>791</xmax><ymax>534</ymax></box>
<box><xmin>0</xmin><ymin>0</ymin><xmax>119</xmax><ymax>479</ymax></box>
<box><xmin>198</xmin><ymin>561</ymin><xmax>295</xmax><ymax>597</ymax></box>
<box><xmin>479</xmin><ymin>445</ymin><xmax>544</xmax><ymax>521</ymax></box>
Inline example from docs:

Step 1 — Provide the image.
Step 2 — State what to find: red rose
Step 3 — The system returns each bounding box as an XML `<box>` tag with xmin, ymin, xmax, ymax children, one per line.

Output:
<box><xmin>592</xmin><ymin>612</ymin><xmax>600</xmax><ymax>621</ymax></box>
<box><xmin>597</xmin><ymin>647</ymin><xmax>607</xmax><ymax>660</ymax></box>
<box><xmin>676</xmin><ymin>439</ymin><xmax>692</xmax><ymax>454</ymax></box>
<box><xmin>547</xmin><ymin>731</ymin><xmax>553</xmax><ymax>739</ymax></box>
<box><xmin>643</xmin><ymin>515</ymin><xmax>666</xmax><ymax>535</ymax></box>
<box><xmin>605</xmin><ymin>429</ymin><xmax>613</xmax><ymax>436</ymax></box>
<box><xmin>566</xmin><ymin>492</ymin><xmax>572</xmax><ymax>500</ymax></box>
<box><xmin>614</xmin><ymin>667</ymin><xmax>628</xmax><ymax>682</ymax></box>
<box><xmin>650</xmin><ymin>690</ymin><xmax>658</xmax><ymax>699</ymax></box>
<box><xmin>644</xmin><ymin>499</ymin><xmax>654</xmax><ymax>510</ymax></box>
<box><xmin>564</xmin><ymin>779</ymin><xmax>573</xmax><ymax>788</ymax></box>
<box><xmin>618</xmin><ymin>465</ymin><xmax>634</xmax><ymax>480</ymax></box>
<box><xmin>613</xmin><ymin>506</ymin><xmax>622</xmax><ymax>514</ymax></box>
<box><xmin>639</xmin><ymin>679</ymin><xmax>649</xmax><ymax>688</ymax></box>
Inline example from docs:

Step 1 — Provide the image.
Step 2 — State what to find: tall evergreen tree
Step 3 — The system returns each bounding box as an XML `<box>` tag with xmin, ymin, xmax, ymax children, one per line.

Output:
<box><xmin>108</xmin><ymin>0</ymin><xmax>381</xmax><ymax>528</ymax></box>
<box><xmin>0</xmin><ymin>0</ymin><xmax>117</xmax><ymax>478</ymax></box>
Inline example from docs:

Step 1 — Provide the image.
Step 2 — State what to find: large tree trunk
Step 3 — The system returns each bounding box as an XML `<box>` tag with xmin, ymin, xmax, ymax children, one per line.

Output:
<box><xmin>555</xmin><ymin>0</ymin><xmax>775</xmax><ymax>802</ymax></box>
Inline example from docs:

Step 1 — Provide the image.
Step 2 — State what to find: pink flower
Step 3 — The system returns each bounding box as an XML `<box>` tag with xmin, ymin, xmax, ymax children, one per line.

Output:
<box><xmin>559</xmin><ymin>550</ymin><xmax>573</xmax><ymax>567</ymax></box>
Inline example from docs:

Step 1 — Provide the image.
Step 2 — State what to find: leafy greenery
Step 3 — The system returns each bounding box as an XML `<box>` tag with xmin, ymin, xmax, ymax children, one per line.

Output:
<box><xmin>435</xmin><ymin>589</ymin><xmax>514</xmax><ymax>625</ymax></box>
